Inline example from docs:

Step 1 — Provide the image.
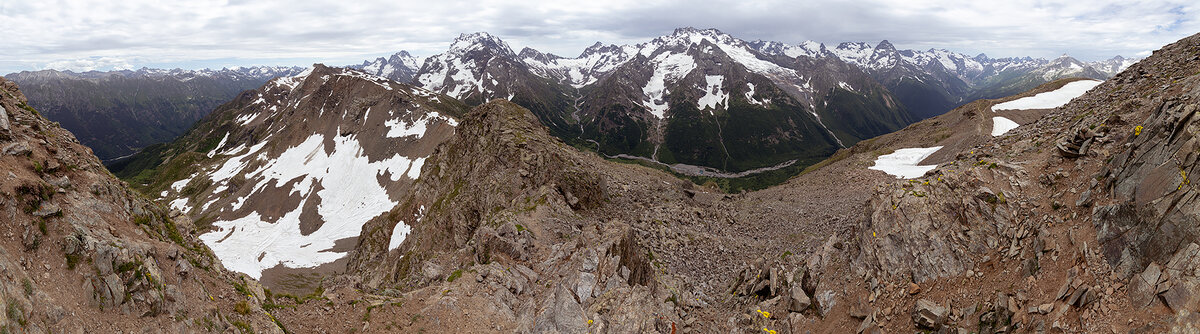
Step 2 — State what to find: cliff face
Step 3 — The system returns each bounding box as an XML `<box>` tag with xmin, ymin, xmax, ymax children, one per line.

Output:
<box><xmin>0</xmin><ymin>76</ymin><xmax>283</xmax><ymax>333</ymax></box>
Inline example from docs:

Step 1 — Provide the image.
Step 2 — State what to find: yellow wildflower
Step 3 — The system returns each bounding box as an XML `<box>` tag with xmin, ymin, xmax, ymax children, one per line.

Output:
<box><xmin>1180</xmin><ymin>170</ymin><xmax>1190</xmax><ymax>190</ymax></box>
<box><xmin>756</xmin><ymin>309</ymin><xmax>770</xmax><ymax>318</ymax></box>
<box><xmin>588</xmin><ymin>319</ymin><xmax>594</xmax><ymax>325</ymax></box>
<box><xmin>762</xmin><ymin>328</ymin><xmax>777</xmax><ymax>334</ymax></box>
<box><xmin>1135</xmin><ymin>125</ymin><xmax>1143</xmax><ymax>136</ymax></box>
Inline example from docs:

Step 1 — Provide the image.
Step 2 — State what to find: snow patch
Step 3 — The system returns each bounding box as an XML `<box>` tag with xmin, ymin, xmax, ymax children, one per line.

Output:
<box><xmin>744</xmin><ymin>82</ymin><xmax>769</xmax><ymax>106</ymax></box>
<box><xmin>991</xmin><ymin>117</ymin><xmax>1020</xmax><ymax>137</ymax></box>
<box><xmin>385</xmin><ymin>111</ymin><xmax>457</xmax><ymax>139</ymax></box>
<box><xmin>170</xmin><ymin>176</ymin><xmax>193</xmax><ymax>192</ymax></box>
<box><xmin>406</xmin><ymin>158</ymin><xmax>425</xmax><ymax>180</ymax></box>
<box><xmin>868</xmin><ymin>146</ymin><xmax>944</xmax><ymax>179</ymax></box>
<box><xmin>207</xmin><ymin>133</ymin><xmax>230</xmax><ymax>158</ymax></box>
<box><xmin>169</xmin><ymin>197</ymin><xmax>191</xmax><ymax>213</ymax></box>
<box><xmin>697</xmin><ymin>75</ymin><xmax>728</xmax><ymax>111</ymax></box>
<box><xmin>388</xmin><ymin>221</ymin><xmax>410</xmax><ymax>251</ymax></box>
<box><xmin>641</xmin><ymin>53</ymin><xmax>696</xmax><ymax>118</ymax></box>
<box><xmin>235</xmin><ymin>112</ymin><xmax>260</xmax><ymax>126</ymax></box>
<box><xmin>991</xmin><ymin>80</ymin><xmax>1101</xmax><ymax>111</ymax></box>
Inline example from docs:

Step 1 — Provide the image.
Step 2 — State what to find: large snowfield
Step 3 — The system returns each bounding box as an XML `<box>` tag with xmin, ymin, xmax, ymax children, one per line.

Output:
<box><xmin>992</xmin><ymin>80</ymin><xmax>1102</xmax><ymax>111</ymax></box>
<box><xmin>197</xmin><ymin>133</ymin><xmax>425</xmax><ymax>279</ymax></box>
<box><xmin>868</xmin><ymin>146</ymin><xmax>944</xmax><ymax>179</ymax></box>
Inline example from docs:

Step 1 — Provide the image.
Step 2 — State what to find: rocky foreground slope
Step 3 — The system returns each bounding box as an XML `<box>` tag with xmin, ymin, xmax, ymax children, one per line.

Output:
<box><xmin>849</xmin><ymin>33</ymin><xmax>1200</xmax><ymax>332</ymax></box>
<box><xmin>0</xmin><ymin>77</ymin><xmax>288</xmax><ymax>332</ymax></box>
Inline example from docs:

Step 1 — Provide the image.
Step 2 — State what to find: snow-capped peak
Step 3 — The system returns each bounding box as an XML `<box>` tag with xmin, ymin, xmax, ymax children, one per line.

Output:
<box><xmin>449</xmin><ymin>32</ymin><xmax>516</xmax><ymax>57</ymax></box>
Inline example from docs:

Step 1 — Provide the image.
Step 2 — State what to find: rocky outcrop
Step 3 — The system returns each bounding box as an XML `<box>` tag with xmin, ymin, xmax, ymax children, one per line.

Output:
<box><xmin>845</xmin><ymin>32</ymin><xmax>1200</xmax><ymax>332</ymax></box>
<box><xmin>345</xmin><ymin>100</ymin><xmax>684</xmax><ymax>332</ymax></box>
<box><xmin>0</xmin><ymin>76</ymin><xmax>282</xmax><ymax>332</ymax></box>
<box><xmin>853</xmin><ymin>162</ymin><xmax>1034</xmax><ymax>282</ymax></box>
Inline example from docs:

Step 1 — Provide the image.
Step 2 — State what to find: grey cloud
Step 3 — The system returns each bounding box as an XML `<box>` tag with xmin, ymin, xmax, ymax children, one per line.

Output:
<box><xmin>1</xmin><ymin>0</ymin><xmax>1197</xmax><ymax>73</ymax></box>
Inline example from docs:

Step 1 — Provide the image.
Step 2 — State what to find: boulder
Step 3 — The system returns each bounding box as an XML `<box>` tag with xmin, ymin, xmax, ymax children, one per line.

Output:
<box><xmin>0</xmin><ymin>106</ymin><xmax>9</xmax><ymax>132</ymax></box>
<box><xmin>789</xmin><ymin>286</ymin><xmax>811</xmax><ymax>312</ymax></box>
<box><xmin>913</xmin><ymin>299</ymin><xmax>947</xmax><ymax>329</ymax></box>
<box><xmin>574</xmin><ymin>272</ymin><xmax>595</xmax><ymax>304</ymax></box>
<box><xmin>815</xmin><ymin>290</ymin><xmax>837</xmax><ymax>317</ymax></box>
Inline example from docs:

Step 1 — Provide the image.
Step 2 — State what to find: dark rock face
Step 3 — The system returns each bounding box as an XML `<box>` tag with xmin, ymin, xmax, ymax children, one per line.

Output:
<box><xmin>1096</xmin><ymin>99</ymin><xmax>1200</xmax><ymax>277</ymax></box>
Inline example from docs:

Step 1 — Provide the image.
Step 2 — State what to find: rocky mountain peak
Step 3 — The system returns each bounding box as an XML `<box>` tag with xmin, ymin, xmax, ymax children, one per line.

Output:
<box><xmin>582</xmin><ymin>41</ymin><xmax>607</xmax><ymax>54</ymax></box>
<box><xmin>449</xmin><ymin>31</ymin><xmax>516</xmax><ymax>57</ymax></box>
<box><xmin>874</xmin><ymin>39</ymin><xmax>896</xmax><ymax>51</ymax></box>
<box><xmin>518</xmin><ymin>47</ymin><xmax>560</xmax><ymax>63</ymax></box>
<box><xmin>658</xmin><ymin>27</ymin><xmax>739</xmax><ymax>47</ymax></box>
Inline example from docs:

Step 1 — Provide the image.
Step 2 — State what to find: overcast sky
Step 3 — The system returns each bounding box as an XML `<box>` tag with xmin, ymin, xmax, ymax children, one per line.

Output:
<box><xmin>0</xmin><ymin>0</ymin><xmax>1195</xmax><ymax>74</ymax></box>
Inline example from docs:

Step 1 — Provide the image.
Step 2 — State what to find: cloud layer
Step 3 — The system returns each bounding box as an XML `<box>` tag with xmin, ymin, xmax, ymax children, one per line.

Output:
<box><xmin>1</xmin><ymin>0</ymin><xmax>1195</xmax><ymax>73</ymax></box>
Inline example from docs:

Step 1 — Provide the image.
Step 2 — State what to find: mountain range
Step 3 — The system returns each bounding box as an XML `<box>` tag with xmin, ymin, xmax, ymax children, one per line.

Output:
<box><xmin>9</xmin><ymin>28</ymin><xmax>1132</xmax><ymax>178</ymax></box>
<box><xmin>340</xmin><ymin>28</ymin><xmax>1131</xmax><ymax>176</ymax></box>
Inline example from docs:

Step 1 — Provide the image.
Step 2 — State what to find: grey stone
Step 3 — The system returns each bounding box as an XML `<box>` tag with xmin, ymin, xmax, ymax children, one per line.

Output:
<box><xmin>789</xmin><ymin>286</ymin><xmax>811</xmax><ymax>312</ymax></box>
<box><xmin>3</xmin><ymin>142</ymin><xmax>30</xmax><ymax>156</ymax></box>
<box><xmin>1130</xmin><ymin>263</ymin><xmax>1163</xmax><ymax>307</ymax></box>
<box><xmin>1068</xmin><ymin>285</ymin><xmax>1088</xmax><ymax>306</ymax></box>
<box><xmin>47</xmin><ymin>176</ymin><xmax>71</xmax><ymax>189</ymax></box>
<box><xmin>575</xmin><ymin>272</ymin><xmax>595</xmax><ymax>305</ymax></box>
<box><xmin>1076</xmin><ymin>189</ymin><xmax>1092</xmax><ymax>207</ymax></box>
<box><xmin>0</xmin><ymin>106</ymin><xmax>9</xmax><ymax>132</ymax></box>
<box><xmin>815</xmin><ymin>290</ymin><xmax>836</xmax><ymax>317</ymax></box>
<box><xmin>580</xmin><ymin>249</ymin><xmax>598</xmax><ymax>273</ymax></box>
<box><xmin>532</xmin><ymin>284</ymin><xmax>588</xmax><ymax>334</ymax></box>
<box><xmin>856</xmin><ymin>312</ymin><xmax>875</xmax><ymax>334</ymax></box>
<box><xmin>32</xmin><ymin>203</ymin><xmax>61</xmax><ymax>217</ymax></box>
<box><xmin>102</xmin><ymin>274</ymin><xmax>125</xmax><ymax>308</ymax></box>
<box><xmin>421</xmin><ymin>261</ymin><xmax>443</xmax><ymax>280</ymax></box>
<box><xmin>22</xmin><ymin>224</ymin><xmax>40</xmax><ymax>250</ymax></box>
<box><xmin>1038</xmin><ymin>303</ymin><xmax>1053</xmax><ymax>314</ymax></box>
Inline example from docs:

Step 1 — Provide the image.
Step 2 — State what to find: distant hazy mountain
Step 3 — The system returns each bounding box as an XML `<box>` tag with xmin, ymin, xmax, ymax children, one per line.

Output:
<box><xmin>5</xmin><ymin>66</ymin><xmax>304</xmax><ymax>161</ymax></box>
